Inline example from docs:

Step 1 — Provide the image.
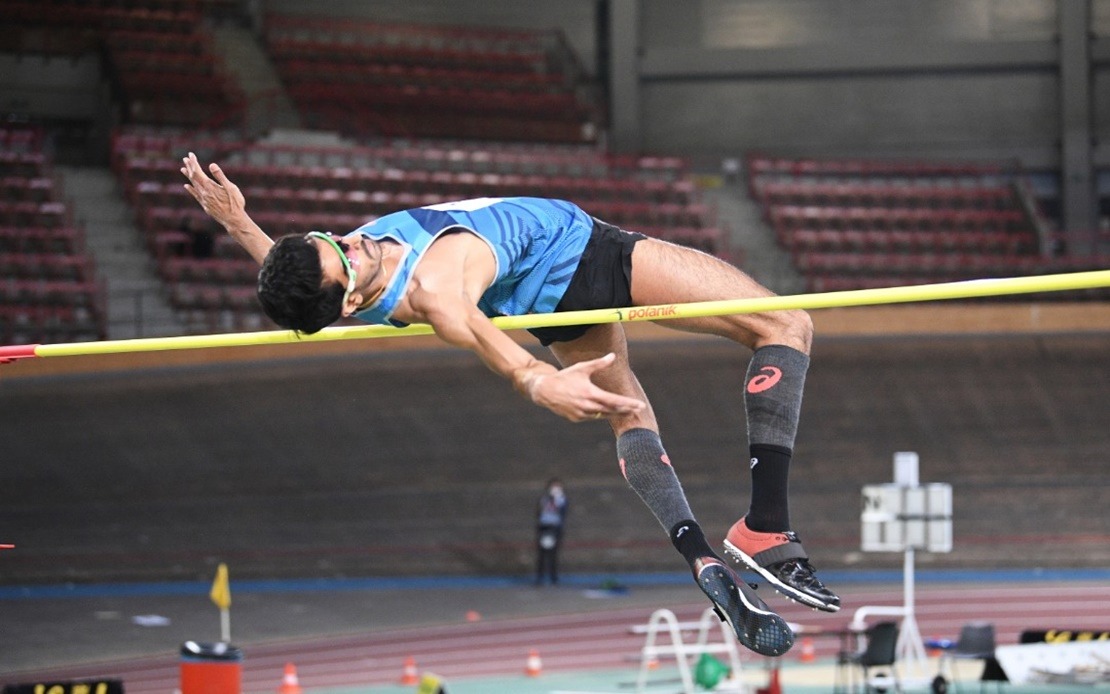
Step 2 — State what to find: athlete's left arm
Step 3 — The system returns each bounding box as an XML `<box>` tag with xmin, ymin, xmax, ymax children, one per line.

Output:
<box><xmin>408</xmin><ymin>233</ymin><xmax>643</xmax><ymax>422</ymax></box>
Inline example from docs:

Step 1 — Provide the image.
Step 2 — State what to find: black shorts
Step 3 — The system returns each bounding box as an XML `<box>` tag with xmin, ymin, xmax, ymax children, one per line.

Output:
<box><xmin>527</xmin><ymin>219</ymin><xmax>646</xmax><ymax>346</ymax></box>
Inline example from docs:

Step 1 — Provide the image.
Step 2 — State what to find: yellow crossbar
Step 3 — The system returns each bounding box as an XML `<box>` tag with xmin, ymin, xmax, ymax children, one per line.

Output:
<box><xmin>3</xmin><ymin>269</ymin><xmax>1107</xmax><ymax>361</ymax></box>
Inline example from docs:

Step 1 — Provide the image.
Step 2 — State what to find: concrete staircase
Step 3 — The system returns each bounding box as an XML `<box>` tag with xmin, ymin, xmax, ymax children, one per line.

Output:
<box><xmin>209</xmin><ymin>23</ymin><xmax>301</xmax><ymax>136</ymax></box>
<box><xmin>703</xmin><ymin>178</ymin><xmax>806</xmax><ymax>295</ymax></box>
<box><xmin>57</xmin><ymin>166</ymin><xmax>182</xmax><ymax>339</ymax></box>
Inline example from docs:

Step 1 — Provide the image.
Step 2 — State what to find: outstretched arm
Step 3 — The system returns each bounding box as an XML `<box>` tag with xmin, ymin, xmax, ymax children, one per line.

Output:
<box><xmin>180</xmin><ymin>152</ymin><xmax>273</xmax><ymax>265</ymax></box>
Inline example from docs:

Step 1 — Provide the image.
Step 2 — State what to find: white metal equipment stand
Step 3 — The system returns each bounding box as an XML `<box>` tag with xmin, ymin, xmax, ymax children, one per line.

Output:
<box><xmin>855</xmin><ymin>452</ymin><xmax>953</xmax><ymax>688</ymax></box>
<box><xmin>634</xmin><ymin>607</ymin><xmax>748</xmax><ymax>694</ymax></box>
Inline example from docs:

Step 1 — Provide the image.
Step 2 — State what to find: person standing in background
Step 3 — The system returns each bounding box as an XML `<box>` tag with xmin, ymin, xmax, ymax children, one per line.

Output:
<box><xmin>535</xmin><ymin>478</ymin><xmax>568</xmax><ymax>586</ymax></box>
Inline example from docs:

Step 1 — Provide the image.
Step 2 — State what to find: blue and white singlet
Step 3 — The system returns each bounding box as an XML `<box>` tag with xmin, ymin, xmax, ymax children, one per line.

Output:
<box><xmin>350</xmin><ymin>197</ymin><xmax>593</xmax><ymax>325</ymax></box>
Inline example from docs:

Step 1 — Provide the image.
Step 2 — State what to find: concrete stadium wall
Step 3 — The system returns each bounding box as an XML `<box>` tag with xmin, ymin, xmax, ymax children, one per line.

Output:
<box><xmin>638</xmin><ymin>0</ymin><xmax>1064</xmax><ymax>161</ymax></box>
<box><xmin>1</xmin><ymin>329</ymin><xmax>1107</xmax><ymax>585</ymax></box>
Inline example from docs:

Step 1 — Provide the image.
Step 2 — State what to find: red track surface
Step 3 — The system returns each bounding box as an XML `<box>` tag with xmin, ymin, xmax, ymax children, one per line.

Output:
<box><xmin>10</xmin><ymin>582</ymin><xmax>1110</xmax><ymax>692</ymax></box>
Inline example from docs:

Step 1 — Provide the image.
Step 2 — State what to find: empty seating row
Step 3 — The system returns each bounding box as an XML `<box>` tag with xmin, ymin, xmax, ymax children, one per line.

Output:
<box><xmin>159</xmin><ymin>256</ymin><xmax>257</xmax><ymax>285</ymax></box>
<box><xmin>145</xmin><ymin>206</ymin><xmax>365</xmax><ymax>242</ymax></box>
<box><xmin>148</xmin><ymin>229</ymin><xmax>235</xmax><ymax>260</ymax></box>
<box><xmin>140</xmin><ymin>197</ymin><xmax>712</xmax><ymax>241</ymax></box>
<box><xmin>106</xmin><ymin>27</ymin><xmax>211</xmax><ymax>55</ymax></box>
<box><xmin>769</xmin><ymin>206</ymin><xmax>1028</xmax><ymax>233</ymax></box>
<box><xmin>169</xmin><ymin>283</ymin><xmax>260</xmax><ymax>316</ymax></box>
<box><xmin>267</xmin><ymin>38</ymin><xmax>551</xmax><ymax>76</ymax></box>
<box><xmin>748</xmin><ymin>154</ymin><xmax>1004</xmax><ymax>180</ymax></box>
<box><xmin>0</xmin><ymin>151</ymin><xmax>50</xmax><ymax>177</ymax></box>
<box><xmin>109</xmin><ymin>49</ymin><xmax>222</xmax><ymax>78</ymax></box>
<box><xmin>0</xmin><ymin>226</ymin><xmax>85</xmax><ymax>254</ymax></box>
<box><xmin>754</xmin><ymin>181</ymin><xmax>1018</xmax><ymax>211</ymax></box>
<box><xmin>264</xmin><ymin>12</ymin><xmax>562</xmax><ymax>62</ymax></box>
<box><xmin>0</xmin><ymin>201</ymin><xmax>71</xmax><ymax>228</ymax></box>
<box><xmin>0</xmin><ymin>1</ymin><xmax>200</xmax><ymax>33</ymax></box>
<box><xmin>277</xmin><ymin>59</ymin><xmax>570</xmax><ymax>94</ymax></box>
<box><xmin>298</xmin><ymin>102</ymin><xmax>594</xmax><ymax>145</ymax></box>
<box><xmin>119</xmin><ymin>148</ymin><xmax>683</xmax><ymax>187</ymax></box>
<box><xmin>0</xmin><ymin>304</ymin><xmax>105</xmax><ymax>344</ymax></box>
<box><xmin>1</xmin><ymin>176</ymin><xmax>57</xmax><ymax>202</ymax></box>
<box><xmin>112</xmin><ymin>133</ymin><xmax>688</xmax><ymax>182</ymax></box>
<box><xmin>0</xmin><ymin>253</ymin><xmax>96</xmax><ymax>282</ymax></box>
<box><xmin>10</xmin><ymin>0</ymin><xmax>199</xmax><ymax>11</ymax></box>
<box><xmin>123</xmin><ymin>100</ymin><xmax>236</xmax><ymax>129</ymax></box>
<box><xmin>130</xmin><ymin>171</ymin><xmax>695</xmax><ymax>211</ymax></box>
<box><xmin>285</xmin><ymin>81</ymin><xmax>591</xmax><ymax>120</ymax></box>
<box><xmin>113</xmin><ymin>70</ymin><xmax>237</xmax><ymax>98</ymax></box>
<box><xmin>321</xmin><ymin>113</ymin><xmax>587</xmax><ymax>147</ymax></box>
<box><xmin>786</xmin><ymin>228</ymin><xmax>1037</xmax><ymax>255</ymax></box>
<box><xmin>792</xmin><ymin>251</ymin><xmax>1087</xmax><ymax>277</ymax></box>
<box><xmin>0</xmin><ymin>279</ymin><xmax>104</xmax><ymax>308</ymax></box>
<box><xmin>806</xmin><ymin>270</ymin><xmax>1110</xmax><ymax>299</ymax></box>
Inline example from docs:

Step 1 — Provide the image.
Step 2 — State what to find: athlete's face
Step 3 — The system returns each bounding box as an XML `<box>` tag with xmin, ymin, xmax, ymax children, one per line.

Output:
<box><xmin>306</xmin><ymin>231</ymin><xmax>384</xmax><ymax>312</ymax></box>
<box><xmin>305</xmin><ymin>231</ymin><xmax>357</xmax><ymax>305</ymax></box>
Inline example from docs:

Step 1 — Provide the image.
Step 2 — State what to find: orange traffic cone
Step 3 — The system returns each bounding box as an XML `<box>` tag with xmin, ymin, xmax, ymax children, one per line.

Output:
<box><xmin>278</xmin><ymin>662</ymin><xmax>302</xmax><ymax>694</ymax></box>
<box><xmin>799</xmin><ymin>636</ymin><xmax>816</xmax><ymax>663</ymax></box>
<box><xmin>525</xmin><ymin>649</ymin><xmax>543</xmax><ymax>677</ymax></box>
<box><xmin>766</xmin><ymin>666</ymin><xmax>782</xmax><ymax>694</ymax></box>
<box><xmin>400</xmin><ymin>656</ymin><xmax>419</xmax><ymax>686</ymax></box>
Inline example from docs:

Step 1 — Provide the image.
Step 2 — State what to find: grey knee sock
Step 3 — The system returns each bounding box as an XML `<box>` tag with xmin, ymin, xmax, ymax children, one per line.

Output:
<box><xmin>743</xmin><ymin>345</ymin><xmax>809</xmax><ymax>531</ymax></box>
<box><xmin>616</xmin><ymin>428</ymin><xmax>695</xmax><ymax>531</ymax></box>
<box><xmin>744</xmin><ymin>344</ymin><xmax>809</xmax><ymax>450</ymax></box>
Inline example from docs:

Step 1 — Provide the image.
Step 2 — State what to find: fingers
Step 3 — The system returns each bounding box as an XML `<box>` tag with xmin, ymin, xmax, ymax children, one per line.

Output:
<box><xmin>544</xmin><ymin>352</ymin><xmax>645</xmax><ymax>421</ymax></box>
<box><xmin>571</xmin><ymin>393</ymin><xmax>644</xmax><ymax>422</ymax></box>
<box><xmin>575</xmin><ymin>351</ymin><xmax>617</xmax><ymax>373</ymax></box>
<box><xmin>208</xmin><ymin>161</ymin><xmax>234</xmax><ymax>189</ymax></box>
<box><xmin>572</xmin><ymin>383</ymin><xmax>645</xmax><ymax>421</ymax></box>
<box><xmin>180</xmin><ymin>152</ymin><xmax>208</xmax><ymax>191</ymax></box>
<box><xmin>180</xmin><ymin>151</ymin><xmax>200</xmax><ymax>178</ymax></box>
<box><xmin>180</xmin><ymin>152</ymin><xmax>219</xmax><ymax>188</ymax></box>
<box><xmin>587</xmin><ymin>392</ymin><xmax>645</xmax><ymax>417</ymax></box>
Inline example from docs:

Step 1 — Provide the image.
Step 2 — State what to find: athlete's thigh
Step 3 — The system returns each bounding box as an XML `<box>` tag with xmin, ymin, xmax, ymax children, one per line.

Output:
<box><xmin>548</xmin><ymin>323</ymin><xmax>658</xmax><ymax>433</ymax></box>
<box><xmin>629</xmin><ymin>237</ymin><xmax>794</xmax><ymax>348</ymax></box>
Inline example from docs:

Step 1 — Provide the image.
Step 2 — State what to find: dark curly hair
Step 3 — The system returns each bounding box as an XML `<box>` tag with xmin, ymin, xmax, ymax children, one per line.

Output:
<box><xmin>257</xmin><ymin>235</ymin><xmax>345</xmax><ymax>333</ymax></box>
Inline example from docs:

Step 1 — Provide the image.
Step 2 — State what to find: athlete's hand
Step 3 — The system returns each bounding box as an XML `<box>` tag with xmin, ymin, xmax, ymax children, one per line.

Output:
<box><xmin>181</xmin><ymin>152</ymin><xmax>248</xmax><ymax>230</ymax></box>
<box><xmin>526</xmin><ymin>353</ymin><xmax>645</xmax><ymax>422</ymax></box>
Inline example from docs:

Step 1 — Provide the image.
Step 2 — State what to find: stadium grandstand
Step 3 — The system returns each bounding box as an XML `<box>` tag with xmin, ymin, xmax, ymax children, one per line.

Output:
<box><xmin>1</xmin><ymin>2</ymin><xmax>1108</xmax><ymax>693</ymax></box>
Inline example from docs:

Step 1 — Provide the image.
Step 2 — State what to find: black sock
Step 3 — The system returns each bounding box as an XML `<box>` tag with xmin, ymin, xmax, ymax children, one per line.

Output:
<box><xmin>669</xmin><ymin>520</ymin><xmax>717</xmax><ymax>568</ymax></box>
<box><xmin>746</xmin><ymin>444</ymin><xmax>792</xmax><ymax>532</ymax></box>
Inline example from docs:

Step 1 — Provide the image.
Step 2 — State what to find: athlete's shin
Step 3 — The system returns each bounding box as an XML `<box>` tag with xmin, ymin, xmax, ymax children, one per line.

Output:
<box><xmin>617</xmin><ymin>428</ymin><xmax>722</xmax><ymax>564</ymax></box>
<box><xmin>616</xmin><ymin>428</ymin><xmax>695</xmax><ymax>531</ymax></box>
<box><xmin>744</xmin><ymin>345</ymin><xmax>808</xmax><ymax>449</ymax></box>
<box><xmin>743</xmin><ymin>345</ymin><xmax>809</xmax><ymax>532</ymax></box>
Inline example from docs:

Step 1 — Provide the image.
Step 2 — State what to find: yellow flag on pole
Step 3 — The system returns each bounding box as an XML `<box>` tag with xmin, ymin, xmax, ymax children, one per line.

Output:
<box><xmin>210</xmin><ymin>563</ymin><xmax>231</xmax><ymax>610</ymax></box>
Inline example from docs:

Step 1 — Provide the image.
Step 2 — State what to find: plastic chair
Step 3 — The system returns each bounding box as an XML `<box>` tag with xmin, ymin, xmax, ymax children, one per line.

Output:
<box><xmin>836</xmin><ymin>621</ymin><xmax>901</xmax><ymax>693</ymax></box>
<box><xmin>936</xmin><ymin>622</ymin><xmax>997</xmax><ymax>693</ymax></box>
